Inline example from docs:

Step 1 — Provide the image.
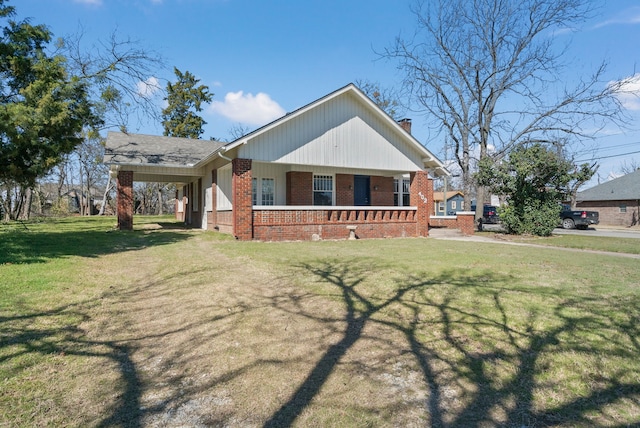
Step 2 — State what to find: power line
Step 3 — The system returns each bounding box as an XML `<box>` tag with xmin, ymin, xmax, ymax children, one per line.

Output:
<box><xmin>590</xmin><ymin>141</ymin><xmax>640</xmax><ymax>152</ymax></box>
<box><xmin>576</xmin><ymin>149</ymin><xmax>640</xmax><ymax>163</ymax></box>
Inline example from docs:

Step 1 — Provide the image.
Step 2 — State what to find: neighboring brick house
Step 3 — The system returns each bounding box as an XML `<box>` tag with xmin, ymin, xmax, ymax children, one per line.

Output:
<box><xmin>104</xmin><ymin>84</ymin><xmax>475</xmax><ymax>240</ymax></box>
<box><xmin>432</xmin><ymin>191</ymin><xmax>465</xmax><ymax>216</ymax></box>
<box><xmin>575</xmin><ymin>169</ymin><xmax>640</xmax><ymax>227</ymax></box>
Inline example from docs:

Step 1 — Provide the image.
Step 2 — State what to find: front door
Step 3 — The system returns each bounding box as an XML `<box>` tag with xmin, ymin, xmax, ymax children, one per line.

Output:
<box><xmin>354</xmin><ymin>175</ymin><xmax>370</xmax><ymax>206</ymax></box>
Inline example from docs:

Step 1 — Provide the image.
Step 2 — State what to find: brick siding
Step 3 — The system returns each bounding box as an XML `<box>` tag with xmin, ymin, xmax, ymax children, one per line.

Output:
<box><xmin>252</xmin><ymin>207</ymin><xmax>418</xmax><ymax>241</ymax></box>
<box><xmin>409</xmin><ymin>171</ymin><xmax>432</xmax><ymax>237</ymax></box>
<box><xmin>576</xmin><ymin>200</ymin><xmax>640</xmax><ymax>227</ymax></box>
<box><xmin>286</xmin><ymin>171</ymin><xmax>313</xmax><ymax>205</ymax></box>
<box><xmin>335</xmin><ymin>174</ymin><xmax>354</xmax><ymax>206</ymax></box>
<box><xmin>232</xmin><ymin>158</ymin><xmax>253</xmax><ymax>240</ymax></box>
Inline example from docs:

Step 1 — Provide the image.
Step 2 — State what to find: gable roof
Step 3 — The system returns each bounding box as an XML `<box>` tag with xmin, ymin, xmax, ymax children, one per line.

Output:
<box><xmin>433</xmin><ymin>191</ymin><xmax>464</xmax><ymax>202</ymax></box>
<box><xmin>104</xmin><ymin>132</ymin><xmax>224</xmax><ymax>167</ymax></box>
<box><xmin>577</xmin><ymin>169</ymin><xmax>640</xmax><ymax>201</ymax></box>
<box><xmin>104</xmin><ymin>84</ymin><xmax>449</xmax><ymax>177</ymax></box>
<box><xmin>209</xmin><ymin>83</ymin><xmax>449</xmax><ymax>176</ymax></box>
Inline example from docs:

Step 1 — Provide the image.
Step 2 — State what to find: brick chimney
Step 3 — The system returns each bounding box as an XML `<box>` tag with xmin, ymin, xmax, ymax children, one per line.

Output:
<box><xmin>398</xmin><ymin>118</ymin><xmax>412</xmax><ymax>134</ymax></box>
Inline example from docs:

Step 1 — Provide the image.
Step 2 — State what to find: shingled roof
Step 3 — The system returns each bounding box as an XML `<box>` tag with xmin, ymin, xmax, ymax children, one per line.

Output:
<box><xmin>577</xmin><ymin>169</ymin><xmax>640</xmax><ymax>202</ymax></box>
<box><xmin>104</xmin><ymin>132</ymin><xmax>225</xmax><ymax>167</ymax></box>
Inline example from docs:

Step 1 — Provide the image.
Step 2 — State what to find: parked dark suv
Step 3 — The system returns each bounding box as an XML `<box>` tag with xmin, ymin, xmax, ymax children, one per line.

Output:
<box><xmin>482</xmin><ymin>205</ymin><xmax>499</xmax><ymax>224</ymax></box>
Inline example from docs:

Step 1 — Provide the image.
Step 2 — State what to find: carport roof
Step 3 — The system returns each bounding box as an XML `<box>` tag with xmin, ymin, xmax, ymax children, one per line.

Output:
<box><xmin>104</xmin><ymin>132</ymin><xmax>225</xmax><ymax>167</ymax></box>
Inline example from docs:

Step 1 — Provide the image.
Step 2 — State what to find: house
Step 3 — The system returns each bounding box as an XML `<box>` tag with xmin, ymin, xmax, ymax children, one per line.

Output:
<box><xmin>432</xmin><ymin>191</ymin><xmax>464</xmax><ymax>216</ymax></box>
<box><xmin>575</xmin><ymin>169</ymin><xmax>640</xmax><ymax>227</ymax></box>
<box><xmin>104</xmin><ymin>84</ymin><xmax>476</xmax><ymax>240</ymax></box>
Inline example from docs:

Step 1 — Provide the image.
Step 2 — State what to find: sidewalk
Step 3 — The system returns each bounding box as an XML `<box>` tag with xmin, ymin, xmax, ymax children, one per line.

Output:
<box><xmin>428</xmin><ymin>226</ymin><xmax>640</xmax><ymax>258</ymax></box>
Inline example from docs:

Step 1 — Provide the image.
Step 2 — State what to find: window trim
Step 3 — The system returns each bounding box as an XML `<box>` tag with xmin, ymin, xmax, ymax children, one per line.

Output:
<box><xmin>252</xmin><ymin>177</ymin><xmax>276</xmax><ymax>206</ymax></box>
<box><xmin>394</xmin><ymin>178</ymin><xmax>411</xmax><ymax>207</ymax></box>
<box><xmin>313</xmin><ymin>174</ymin><xmax>335</xmax><ymax>206</ymax></box>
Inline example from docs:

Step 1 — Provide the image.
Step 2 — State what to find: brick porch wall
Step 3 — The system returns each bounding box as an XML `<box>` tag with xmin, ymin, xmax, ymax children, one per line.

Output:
<box><xmin>252</xmin><ymin>207</ymin><xmax>418</xmax><ymax>241</ymax></box>
<box><xmin>116</xmin><ymin>170</ymin><xmax>134</xmax><ymax>230</ymax></box>
<box><xmin>429</xmin><ymin>212</ymin><xmax>476</xmax><ymax>235</ymax></box>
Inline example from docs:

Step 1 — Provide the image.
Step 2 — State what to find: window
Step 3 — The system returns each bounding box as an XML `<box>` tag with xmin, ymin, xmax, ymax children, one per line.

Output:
<box><xmin>451</xmin><ymin>200</ymin><xmax>457</xmax><ymax>210</ymax></box>
<box><xmin>438</xmin><ymin>202</ymin><xmax>444</xmax><ymax>212</ymax></box>
<box><xmin>252</xmin><ymin>178</ymin><xmax>258</xmax><ymax>206</ymax></box>
<box><xmin>252</xmin><ymin>177</ymin><xmax>275</xmax><ymax>206</ymax></box>
<box><xmin>394</xmin><ymin>179</ymin><xmax>410</xmax><ymax>206</ymax></box>
<box><xmin>620</xmin><ymin>205</ymin><xmax>627</xmax><ymax>213</ymax></box>
<box><xmin>261</xmin><ymin>178</ymin><xmax>275</xmax><ymax>205</ymax></box>
<box><xmin>313</xmin><ymin>175</ymin><xmax>333</xmax><ymax>206</ymax></box>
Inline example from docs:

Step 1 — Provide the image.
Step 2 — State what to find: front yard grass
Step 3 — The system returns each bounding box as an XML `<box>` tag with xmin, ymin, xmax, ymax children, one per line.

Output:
<box><xmin>1</xmin><ymin>217</ymin><xmax>639</xmax><ymax>427</ymax></box>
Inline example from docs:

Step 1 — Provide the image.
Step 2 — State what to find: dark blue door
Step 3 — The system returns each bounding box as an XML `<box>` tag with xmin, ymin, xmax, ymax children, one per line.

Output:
<box><xmin>354</xmin><ymin>175</ymin><xmax>370</xmax><ymax>206</ymax></box>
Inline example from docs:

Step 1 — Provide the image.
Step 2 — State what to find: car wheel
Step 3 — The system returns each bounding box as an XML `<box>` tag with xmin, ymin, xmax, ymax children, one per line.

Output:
<box><xmin>562</xmin><ymin>218</ymin><xmax>575</xmax><ymax>229</ymax></box>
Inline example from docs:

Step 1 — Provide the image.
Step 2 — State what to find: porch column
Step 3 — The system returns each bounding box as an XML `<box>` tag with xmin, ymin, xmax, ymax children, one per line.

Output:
<box><xmin>410</xmin><ymin>170</ymin><xmax>432</xmax><ymax>237</ymax></box>
<box><xmin>116</xmin><ymin>170</ymin><xmax>134</xmax><ymax>230</ymax></box>
<box><xmin>232</xmin><ymin>158</ymin><xmax>253</xmax><ymax>240</ymax></box>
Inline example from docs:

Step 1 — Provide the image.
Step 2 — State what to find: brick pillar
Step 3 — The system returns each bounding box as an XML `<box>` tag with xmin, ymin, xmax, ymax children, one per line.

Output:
<box><xmin>116</xmin><ymin>170</ymin><xmax>134</xmax><ymax>230</ymax></box>
<box><xmin>410</xmin><ymin>171</ymin><xmax>432</xmax><ymax>237</ymax></box>
<box><xmin>232</xmin><ymin>158</ymin><xmax>253</xmax><ymax>240</ymax></box>
<box><xmin>209</xmin><ymin>169</ymin><xmax>218</xmax><ymax>231</ymax></box>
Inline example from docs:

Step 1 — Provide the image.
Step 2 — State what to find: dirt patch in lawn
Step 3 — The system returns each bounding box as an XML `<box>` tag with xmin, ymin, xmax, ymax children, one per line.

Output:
<box><xmin>70</xmin><ymin>235</ymin><xmax>434</xmax><ymax>427</ymax></box>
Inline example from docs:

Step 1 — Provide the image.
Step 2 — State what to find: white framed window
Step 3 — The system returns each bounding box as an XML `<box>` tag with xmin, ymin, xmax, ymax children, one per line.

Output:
<box><xmin>252</xmin><ymin>178</ymin><xmax>258</xmax><ymax>206</ymax></box>
<box><xmin>451</xmin><ymin>200</ymin><xmax>457</xmax><ymax>210</ymax></box>
<box><xmin>438</xmin><ymin>202</ymin><xmax>444</xmax><ymax>212</ymax></box>
<box><xmin>394</xmin><ymin>178</ymin><xmax>410</xmax><ymax>206</ymax></box>
<box><xmin>252</xmin><ymin>177</ymin><xmax>275</xmax><ymax>206</ymax></box>
<box><xmin>261</xmin><ymin>178</ymin><xmax>275</xmax><ymax>205</ymax></box>
<box><xmin>313</xmin><ymin>175</ymin><xmax>333</xmax><ymax>206</ymax></box>
<box><xmin>620</xmin><ymin>205</ymin><xmax>627</xmax><ymax>213</ymax></box>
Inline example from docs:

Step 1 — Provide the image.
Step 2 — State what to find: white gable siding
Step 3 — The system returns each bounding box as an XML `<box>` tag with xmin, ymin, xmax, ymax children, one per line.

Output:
<box><xmin>237</xmin><ymin>93</ymin><xmax>426</xmax><ymax>172</ymax></box>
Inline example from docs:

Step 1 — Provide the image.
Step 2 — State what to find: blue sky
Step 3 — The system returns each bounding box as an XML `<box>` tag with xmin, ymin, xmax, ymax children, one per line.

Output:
<box><xmin>16</xmin><ymin>0</ymin><xmax>640</xmax><ymax>187</ymax></box>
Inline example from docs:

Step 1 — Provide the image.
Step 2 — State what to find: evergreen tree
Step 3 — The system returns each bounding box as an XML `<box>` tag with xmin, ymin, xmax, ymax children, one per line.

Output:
<box><xmin>161</xmin><ymin>67</ymin><xmax>212</xmax><ymax>138</ymax></box>
<box><xmin>0</xmin><ymin>0</ymin><xmax>99</xmax><ymax>188</ymax></box>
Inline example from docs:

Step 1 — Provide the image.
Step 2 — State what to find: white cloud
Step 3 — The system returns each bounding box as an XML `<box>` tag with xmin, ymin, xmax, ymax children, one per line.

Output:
<box><xmin>594</xmin><ymin>7</ymin><xmax>640</xmax><ymax>28</ymax></box>
<box><xmin>209</xmin><ymin>91</ymin><xmax>285</xmax><ymax>125</ymax></box>
<box><xmin>609</xmin><ymin>73</ymin><xmax>640</xmax><ymax>111</ymax></box>
<box><xmin>136</xmin><ymin>76</ymin><xmax>161</xmax><ymax>98</ymax></box>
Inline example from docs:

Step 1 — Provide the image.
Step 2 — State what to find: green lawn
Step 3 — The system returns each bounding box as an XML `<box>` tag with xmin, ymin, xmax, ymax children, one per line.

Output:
<box><xmin>1</xmin><ymin>217</ymin><xmax>639</xmax><ymax>427</ymax></box>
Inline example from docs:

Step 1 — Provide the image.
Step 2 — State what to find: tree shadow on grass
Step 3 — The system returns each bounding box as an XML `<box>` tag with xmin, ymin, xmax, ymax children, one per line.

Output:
<box><xmin>0</xmin><ymin>220</ymin><xmax>194</xmax><ymax>264</ymax></box>
<box><xmin>0</xmin><ymin>301</ymin><xmax>144</xmax><ymax>427</ymax></box>
<box><xmin>264</xmin><ymin>258</ymin><xmax>640</xmax><ymax>427</ymax></box>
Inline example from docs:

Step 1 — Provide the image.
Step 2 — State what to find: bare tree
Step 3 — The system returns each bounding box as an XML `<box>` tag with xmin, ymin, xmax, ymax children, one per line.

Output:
<box><xmin>355</xmin><ymin>79</ymin><xmax>405</xmax><ymax>121</ymax></box>
<box><xmin>384</xmin><ymin>0</ymin><xmax>625</xmax><ymax>213</ymax></box>
<box><xmin>619</xmin><ymin>159</ymin><xmax>640</xmax><ymax>175</ymax></box>
<box><xmin>59</xmin><ymin>27</ymin><xmax>165</xmax><ymax>131</ymax></box>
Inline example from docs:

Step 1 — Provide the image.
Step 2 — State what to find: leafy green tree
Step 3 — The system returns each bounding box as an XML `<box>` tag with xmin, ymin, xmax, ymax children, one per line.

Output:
<box><xmin>0</xmin><ymin>1</ymin><xmax>100</xmax><ymax>219</ymax></box>
<box><xmin>0</xmin><ymin>0</ymin><xmax>99</xmax><ymax>189</ymax></box>
<box><xmin>162</xmin><ymin>67</ymin><xmax>212</xmax><ymax>138</ymax></box>
<box><xmin>476</xmin><ymin>143</ymin><xmax>591</xmax><ymax>236</ymax></box>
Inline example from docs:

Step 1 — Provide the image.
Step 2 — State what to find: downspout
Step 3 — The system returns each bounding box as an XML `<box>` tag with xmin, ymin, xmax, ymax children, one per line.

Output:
<box><xmin>218</xmin><ymin>147</ymin><xmax>233</xmax><ymax>162</ymax></box>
